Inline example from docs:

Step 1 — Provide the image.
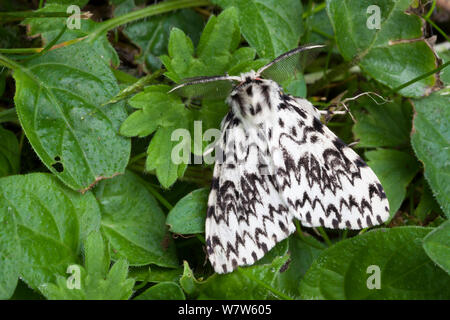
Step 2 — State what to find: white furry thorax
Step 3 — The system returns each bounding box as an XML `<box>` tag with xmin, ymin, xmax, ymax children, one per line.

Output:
<box><xmin>226</xmin><ymin>71</ymin><xmax>283</xmax><ymax>125</ymax></box>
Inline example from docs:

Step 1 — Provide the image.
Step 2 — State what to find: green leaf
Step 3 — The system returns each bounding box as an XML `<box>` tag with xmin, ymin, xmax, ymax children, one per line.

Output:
<box><xmin>146</xmin><ymin>127</ymin><xmax>189</xmax><ymax>188</ymax></box>
<box><xmin>411</xmin><ymin>91</ymin><xmax>450</xmax><ymax>217</ymax></box>
<box><xmin>423</xmin><ymin>220</ymin><xmax>450</xmax><ymax>275</ymax></box>
<box><xmin>326</xmin><ymin>0</ymin><xmax>439</xmax><ymax>97</ymax></box>
<box><xmin>24</xmin><ymin>3</ymin><xmax>119</xmax><ymax>66</ymax></box>
<box><xmin>94</xmin><ymin>170</ymin><xmax>178</xmax><ymax>267</ymax></box>
<box><xmin>197</xmin><ymin>255</ymin><xmax>291</xmax><ymax>299</ymax></box>
<box><xmin>12</xmin><ymin>41</ymin><xmax>130</xmax><ymax>191</ymax></box>
<box><xmin>273</xmin><ymin>236</ymin><xmax>326</xmax><ymax>299</ymax></box>
<box><xmin>414</xmin><ymin>182</ymin><xmax>441</xmax><ymax>222</ymax></box>
<box><xmin>191</xmin><ymin>100</ymin><xmax>229</xmax><ymax>154</ymax></box>
<box><xmin>40</xmin><ymin>231</ymin><xmax>135</xmax><ymax>300</ymax></box>
<box><xmin>303</xmin><ymin>9</ymin><xmax>334</xmax><ymax>44</ymax></box>
<box><xmin>0</xmin><ymin>126</ymin><xmax>20</xmax><ymax>177</ymax></box>
<box><xmin>135</xmin><ymin>282</ymin><xmax>185</xmax><ymax>300</ymax></box>
<box><xmin>353</xmin><ymin>97</ymin><xmax>412</xmax><ymax>148</ymax></box>
<box><xmin>178</xmin><ymin>244</ymin><xmax>292</xmax><ymax>299</ymax></box>
<box><xmin>179</xmin><ymin>261</ymin><xmax>201</xmax><ymax>296</ymax></box>
<box><xmin>84</xmin><ymin>230</ymin><xmax>110</xmax><ymax>279</ymax></box>
<box><xmin>121</xmin><ymin>85</ymin><xmax>191</xmax><ymax>188</ymax></box>
<box><xmin>299</xmin><ymin>227</ymin><xmax>450</xmax><ymax>299</ymax></box>
<box><xmin>166</xmin><ymin>188</ymin><xmax>209</xmax><ymax>234</ymax></box>
<box><xmin>0</xmin><ymin>202</ymin><xmax>19</xmax><ymax>299</ymax></box>
<box><xmin>366</xmin><ymin>149</ymin><xmax>420</xmax><ymax>218</ymax></box>
<box><xmin>130</xmin><ymin>265</ymin><xmax>183</xmax><ymax>283</ymax></box>
<box><xmin>212</xmin><ymin>0</ymin><xmax>303</xmax><ymax>59</ymax></box>
<box><xmin>254</xmin><ymin>238</ymin><xmax>288</xmax><ymax>266</ymax></box>
<box><xmin>122</xmin><ymin>5</ymin><xmax>203</xmax><ymax>71</ymax></box>
<box><xmin>438</xmin><ymin>51</ymin><xmax>450</xmax><ymax>85</ymax></box>
<box><xmin>162</xmin><ymin>8</ymin><xmax>254</xmax><ymax>82</ymax></box>
<box><xmin>0</xmin><ymin>173</ymin><xmax>101</xmax><ymax>291</ymax></box>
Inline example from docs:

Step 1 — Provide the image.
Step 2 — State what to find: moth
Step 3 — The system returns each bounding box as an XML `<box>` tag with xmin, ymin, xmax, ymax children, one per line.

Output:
<box><xmin>170</xmin><ymin>45</ymin><xmax>390</xmax><ymax>274</ymax></box>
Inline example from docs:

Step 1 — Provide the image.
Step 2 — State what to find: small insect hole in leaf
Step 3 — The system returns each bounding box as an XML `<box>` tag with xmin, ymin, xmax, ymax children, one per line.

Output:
<box><xmin>52</xmin><ymin>161</ymin><xmax>64</xmax><ymax>173</ymax></box>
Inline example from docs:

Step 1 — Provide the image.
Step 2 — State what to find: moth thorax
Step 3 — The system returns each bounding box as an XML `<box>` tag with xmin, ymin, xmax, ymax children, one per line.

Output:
<box><xmin>228</xmin><ymin>79</ymin><xmax>278</xmax><ymax>124</ymax></box>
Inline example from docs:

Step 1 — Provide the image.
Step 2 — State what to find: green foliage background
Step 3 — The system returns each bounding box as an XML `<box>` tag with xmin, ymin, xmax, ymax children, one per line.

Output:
<box><xmin>0</xmin><ymin>0</ymin><xmax>449</xmax><ymax>300</ymax></box>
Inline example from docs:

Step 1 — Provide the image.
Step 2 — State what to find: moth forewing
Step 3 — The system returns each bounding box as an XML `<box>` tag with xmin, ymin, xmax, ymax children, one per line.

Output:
<box><xmin>168</xmin><ymin>75</ymin><xmax>240</xmax><ymax>100</ymax></box>
<box><xmin>257</xmin><ymin>44</ymin><xmax>326</xmax><ymax>84</ymax></box>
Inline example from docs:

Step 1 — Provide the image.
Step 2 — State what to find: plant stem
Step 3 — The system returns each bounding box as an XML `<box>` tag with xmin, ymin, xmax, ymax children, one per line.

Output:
<box><xmin>0</xmin><ymin>11</ymin><xmax>72</xmax><ymax>20</ymax></box>
<box><xmin>424</xmin><ymin>0</ymin><xmax>436</xmax><ymax>19</ymax></box>
<box><xmin>106</xmin><ymin>69</ymin><xmax>164</xmax><ymax>104</ymax></box>
<box><xmin>295</xmin><ymin>220</ymin><xmax>306</xmax><ymax>240</ymax></box>
<box><xmin>129</xmin><ymin>152</ymin><xmax>147</xmax><ymax>165</ymax></box>
<box><xmin>387</xmin><ymin>61</ymin><xmax>450</xmax><ymax>95</ymax></box>
<box><xmin>424</xmin><ymin>15</ymin><xmax>450</xmax><ymax>42</ymax></box>
<box><xmin>0</xmin><ymin>36</ymin><xmax>87</xmax><ymax>56</ymax></box>
<box><xmin>0</xmin><ymin>53</ymin><xmax>23</xmax><ymax>70</ymax></box>
<box><xmin>145</xmin><ymin>183</ymin><xmax>173</xmax><ymax>211</ymax></box>
<box><xmin>302</xmin><ymin>2</ymin><xmax>326</xmax><ymax>19</ymax></box>
<box><xmin>317</xmin><ymin>227</ymin><xmax>332</xmax><ymax>246</ymax></box>
<box><xmin>88</xmin><ymin>0</ymin><xmax>211</xmax><ymax>42</ymax></box>
<box><xmin>0</xmin><ymin>48</ymin><xmax>41</xmax><ymax>54</ymax></box>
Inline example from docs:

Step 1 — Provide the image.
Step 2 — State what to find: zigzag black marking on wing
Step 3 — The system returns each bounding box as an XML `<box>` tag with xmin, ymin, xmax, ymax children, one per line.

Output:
<box><xmin>287</xmin><ymin>192</ymin><xmax>326</xmax><ymax>215</ymax></box>
<box><xmin>277</xmin><ymin>150</ymin><xmax>361</xmax><ymax>195</ymax></box>
<box><xmin>210</xmin><ymin>163</ymin><xmax>291</xmax><ymax>261</ymax></box>
<box><xmin>220</xmin><ymin>202</ymin><xmax>289</xmax><ymax>260</ymax></box>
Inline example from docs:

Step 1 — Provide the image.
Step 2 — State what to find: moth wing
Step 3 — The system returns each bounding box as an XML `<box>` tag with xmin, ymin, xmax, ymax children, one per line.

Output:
<box><xmin>270</xmin><ymin>96</ymin><xmax>390</xmax><ymax>229</ymax></box>
<box><xmin>205</xmin><ymin>112</ymin><xmax>294</xmax><ymax>274</ymax></box>
<box><xmin>258</xmin><ymin>44</ymin><xmax>325</xmax><ymax>84</ymax></box>
<box><xmin>169</xmin><ymin>75</ymin><xmax>235</xmax><ymax>100</ymax></box>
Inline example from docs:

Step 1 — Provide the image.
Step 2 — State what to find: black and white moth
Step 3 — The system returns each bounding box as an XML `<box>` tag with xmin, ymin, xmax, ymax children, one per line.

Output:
<box><xmin>170</xmin><ymin>45</ymin><xmax>390</xmax><ymax>274</ymax></box>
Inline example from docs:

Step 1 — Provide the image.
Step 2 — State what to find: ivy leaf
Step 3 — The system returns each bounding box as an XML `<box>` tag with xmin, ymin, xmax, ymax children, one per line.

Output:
<box><xmin>326</xmin><ymin>0</ymin><xmax>439</xmax><ymax>97</ymax></box>
<box><xmin>0</xmin><ymin>126</ymin><xmax>20</xmax><ymax>177</ymax></box>
<box><xmin>12</xmin><ymin>41</ymin><xmax>130</xmax><ymax>191</ymax></box>
<box><xmin>353</xmin><ymin>97</ymin><xmax>412</xmax><ymax>148</ymax></box>
<box><xmin>366</xmin><ymin>149</ymin><xmax>420</xmax><ymax>219</ymax></box>
<box><xmin>423</xmin><ymin>220</ymin><xmax>450</xmax><ymax>275</ymax></box>
<box><xmin>40</xmin><ymin>231</ymin><xmax>135</xmax><ymax>300</ymax></box>
<box><xmin>0</xmin><ymin>173</ymin><xmax>101</xmax><ymax>291</ymax></box>
<box><xmin>166</xmin><ymin>188</ymin><xmax>209</xmax><ymax>234</ymax></box>
<box><xmin>94</xmin><ymin>171</ymin><xmax>178</xmax><ymax>268</ymax></box>
<box><xmin>299</xmin><ymin>227</ymin><xmax>450</xmax><ymax>299</ymax></box>
<box><xmin>212</xmin><ymin>0</ymin><xmax>304</xmax><ymax>59</ymax></box>
<box><xmin>135</xmin><ymin>282</ymin><xmax>185</xmax><ymax>300</ymax></box>
<box><xmin>411</xmin><ymin>91</ymin><xmax>450</xmax><ymax>217</ymax></box>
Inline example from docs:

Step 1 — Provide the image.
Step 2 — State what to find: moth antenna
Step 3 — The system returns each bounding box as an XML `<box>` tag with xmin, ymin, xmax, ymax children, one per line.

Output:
<box><xmin>347</xmin><ymin>139</ymin><xmax>360</xmax><ymax>148</ymax></box>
